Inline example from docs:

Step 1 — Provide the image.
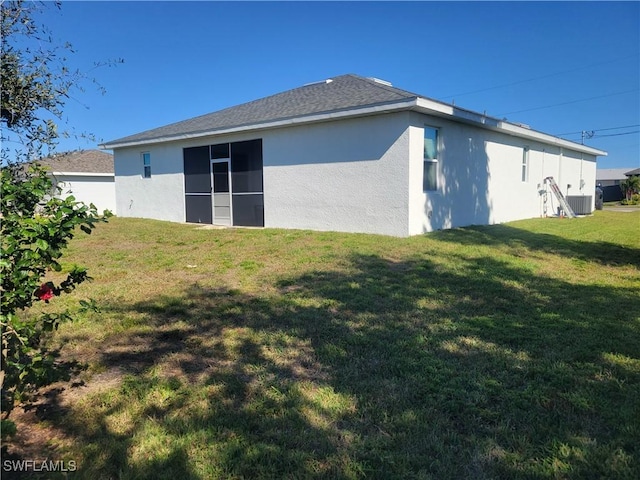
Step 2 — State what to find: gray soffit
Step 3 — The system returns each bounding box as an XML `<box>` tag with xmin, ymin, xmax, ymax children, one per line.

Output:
<box><xmin>101</xmin><ymin>74</ymin><xmax>607</xmax><ymax>157</ymax></box>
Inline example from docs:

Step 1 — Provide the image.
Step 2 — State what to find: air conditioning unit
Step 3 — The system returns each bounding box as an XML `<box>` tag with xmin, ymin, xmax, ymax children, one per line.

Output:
<box><xmin>565</xmin><ymin>196</ymin><xmax>593</xmax><ymax>215</ymax></box>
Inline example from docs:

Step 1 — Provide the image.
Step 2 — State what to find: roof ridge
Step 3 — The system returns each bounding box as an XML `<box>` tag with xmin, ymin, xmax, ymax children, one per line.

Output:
<box><xmin>49</xmin><ymin>148</ymin><xmax>113</xmax><ymax>157</ymax></box>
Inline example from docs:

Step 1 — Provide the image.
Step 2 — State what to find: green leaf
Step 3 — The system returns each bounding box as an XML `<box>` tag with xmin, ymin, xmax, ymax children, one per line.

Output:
<box><xmin>1</xmin><ymin>419</ymin><xmax>17</xmax><ymax>438</ymax></box>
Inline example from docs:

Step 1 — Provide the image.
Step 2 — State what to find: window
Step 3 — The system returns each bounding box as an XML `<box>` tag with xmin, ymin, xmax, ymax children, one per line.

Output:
<box><xmin>142</xmin><ymin>152</ymin><xmax>151</xmax><ymax>178</ymax></box>
<box><xmin>521</xmin><ymin>147</ymin><xmax>529</xmax><ymax>182</ymax></box>
<box><xmin>423</xmin><ymin>126</ymin><xmax>439</xmax><ymax>191</ymax></box>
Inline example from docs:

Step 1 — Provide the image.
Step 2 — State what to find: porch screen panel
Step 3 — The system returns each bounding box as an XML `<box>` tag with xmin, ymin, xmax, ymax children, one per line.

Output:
<box><xmin>184</xmin><ymin>146</ymin><xmax>212</xmax><ymax>223</ymax></box>
<box><xmin>184</xmin><ymin>146</ymin><xmax>211</xmax><ymax>193</ymax></box>
<box><xmin>232</xmin><ymin>194</ymin><xmax>264</xmax><ymax>227</ymax></box>
<box><xmin>185</xmin><ymin>196</ymin><xmax>212</xmax><ymax>224</ymax></box>
<box><xmin>231</xmin><ymin>139</ymin><xmax>264</xmax><ymax>227</ymax></box>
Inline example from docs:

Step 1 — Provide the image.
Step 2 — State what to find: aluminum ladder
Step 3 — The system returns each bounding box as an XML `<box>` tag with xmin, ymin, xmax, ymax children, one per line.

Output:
<box><xmin>544</xmin><ymin>176</ymin><xmax>575</xmax><ymax>218</ymax></box>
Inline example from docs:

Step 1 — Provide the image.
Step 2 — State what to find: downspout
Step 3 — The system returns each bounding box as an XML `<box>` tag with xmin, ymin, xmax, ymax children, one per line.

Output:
<box><xmin>559</xmin><ymin>147</ymin><xmax>563</xmax><ymax>190</ymax></box>
<box><xmin>538</xmin><ymin>148</ymin><xmax>548</xmax><ymax>218</ymax></box>
<box><xmin>579</xmin><ymin>153</ymin><xmax>584</xmax><ymax>193</ymax></box>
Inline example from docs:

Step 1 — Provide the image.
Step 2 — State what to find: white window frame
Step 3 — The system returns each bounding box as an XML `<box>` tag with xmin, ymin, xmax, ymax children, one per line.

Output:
<box><xmin>142</xmin><ymin>152</ymin><xmax>151</xmax><ymax>178</ymax></box>
<box><xmin>521</xmin><ymin>147</ymin><xmax>529</xmax><ymax>183</ymax></box>
<box><xmin>423</xmin><ymin>125</ymin><xmax>439</xmax><ymax>192</ymax></box>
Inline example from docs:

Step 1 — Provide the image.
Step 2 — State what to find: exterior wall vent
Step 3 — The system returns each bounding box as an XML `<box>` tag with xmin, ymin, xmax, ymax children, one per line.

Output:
<box><xmin>368</xmin><ymin>77</ymin><xmax>393</xmax><ymax>87</ymax></box>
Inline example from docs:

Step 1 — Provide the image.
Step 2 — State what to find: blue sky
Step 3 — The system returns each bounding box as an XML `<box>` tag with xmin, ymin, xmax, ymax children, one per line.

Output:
<box><xmin>31</xmin><ymin>1</ymin><xmax>640</xmax><ymax>168</ymax></box>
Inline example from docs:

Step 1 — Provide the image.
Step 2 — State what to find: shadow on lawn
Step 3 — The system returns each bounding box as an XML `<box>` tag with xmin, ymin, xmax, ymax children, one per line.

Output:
<box><xmin>433</xmin><ymin>223</ymin><xmax>640</xmax><ymax>268</ymax></box>
<box><xmin>18</xmin><ymin>228</ymin><xmax>640</xmax><ymax>479</ymax></box>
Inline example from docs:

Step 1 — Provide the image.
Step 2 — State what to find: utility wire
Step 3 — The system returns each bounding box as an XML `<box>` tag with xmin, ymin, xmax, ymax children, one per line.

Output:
<box><xmin>496</xmin><ymin>89</ymin><xmax>639</xmax><ymax>116</ymax></box>
<box><xmin>555</xmin><ymin>124</ymin><xmax>640</xmax><ymax>136</ymax></box>
<box><xmin>440</xmin><ymin>54</ymin><xmax>639</xmax><ymax>99</ymax></box>
<box><xmin>593</xmin><ymin>130</ymin><xmax>640</xmax><ymax>138</ymax></box>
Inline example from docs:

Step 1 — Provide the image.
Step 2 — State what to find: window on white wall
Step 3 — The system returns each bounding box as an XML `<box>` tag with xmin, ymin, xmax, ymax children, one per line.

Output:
<box><xmin>521</xmin><ymin>147</ymin><xmax>529</xmax><ymax>182</ymax></box>
<box><xmin>142</xmin><ymin>152</ymin><xmax>151</xmax><ymax>178</ymax></box>
<box><xmin>423</xmin><ymin>126</ymin><xmax>439</xmax><ymax>191</ymax></box>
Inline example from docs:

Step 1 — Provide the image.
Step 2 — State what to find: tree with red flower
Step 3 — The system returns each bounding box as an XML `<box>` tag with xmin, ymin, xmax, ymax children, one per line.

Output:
<box><xmin>1</xmin><ymin>0</ymin><xmax>114</xmax><ymax>439</ymax></box>
<box><xmin>35</xmin><ymin>283</ymin><xmax>55</xmax><ymax>302</ymax></box>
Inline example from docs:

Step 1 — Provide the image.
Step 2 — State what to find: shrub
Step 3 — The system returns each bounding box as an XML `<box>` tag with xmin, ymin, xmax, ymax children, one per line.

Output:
<box><xmin>1</xmin><ymin>162</ymin><xmax>110</xmax><ymax>437</ymax></box>
<box><xmin>621</xmin><ymin>193</ymin><xmax>640</xmax><ymax>206</ymax></box>
<box><xmin>620</xmin><ymin>176</ymin><xmax>640</xmax><ymax>202</ymax></box>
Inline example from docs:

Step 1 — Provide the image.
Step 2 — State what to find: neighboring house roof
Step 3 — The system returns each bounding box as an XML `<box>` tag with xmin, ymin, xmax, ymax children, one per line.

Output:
<box><xmin>596</xmin><ymin>168</ymin><xmax>633</xmax><ymax>181</ymax></box>
<box><xmin>625</xmin><ymin>167</ymin><xmax>640</xmax><ymax>176</ymax></box>
<box><xmin>101</xmin><ymin>73</ymin><xmax>607</xmax><ymax>157</ymax></box>
<box><xmin>36</xmin><ymin>150</ymin><xmax>114</xmax><ymax>174</ymax></box>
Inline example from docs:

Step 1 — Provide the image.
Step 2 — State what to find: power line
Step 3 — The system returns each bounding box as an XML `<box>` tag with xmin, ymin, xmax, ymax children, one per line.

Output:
<box><xmin>496</xmin><ymin>89</ymin><xmax>639</xmax><ymax>116</ymax></box>
<box><xmin>593</xmin><ymin>130</ymin><xmax>640</xmax><ymax>138</ymax></box>
<box><xmin>554</xmin><ymin>124</ymin><xmax>640</xmax><ymax>136</ymax></box>
<box><xmin>439</xmin><ymin>54</ymin><xmax>639</xmax><ymax>100</ymax></box>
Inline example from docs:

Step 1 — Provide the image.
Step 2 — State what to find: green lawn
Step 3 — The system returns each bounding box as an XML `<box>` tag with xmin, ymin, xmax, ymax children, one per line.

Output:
<box><xmin>8</xmin><ymin>211</ymin><xmax>640</xmax><ymax>479</ymax></box>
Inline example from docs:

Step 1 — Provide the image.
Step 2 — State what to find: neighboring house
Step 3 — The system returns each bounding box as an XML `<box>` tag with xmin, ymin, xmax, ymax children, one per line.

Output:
<box><xmin>36</xmin><ymin>150</ymin><xmax>116</xmax><ymax>214</ymax></box>
<box><xmin>596</xmin><ymin>167</ymin><xmax>637</xmax><ymax>202</ymax></box>
<box><xmin>101</xmin><ymin>74</ymin><xmax>606</xmax><ymax>237</ymax></box>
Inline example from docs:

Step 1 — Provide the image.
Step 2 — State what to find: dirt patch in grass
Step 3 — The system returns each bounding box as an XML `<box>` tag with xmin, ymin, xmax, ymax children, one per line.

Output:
<box><xmin>5</xmin><ymin>368</ymin><xmax>123</xmax><ymax>474</ymax></box>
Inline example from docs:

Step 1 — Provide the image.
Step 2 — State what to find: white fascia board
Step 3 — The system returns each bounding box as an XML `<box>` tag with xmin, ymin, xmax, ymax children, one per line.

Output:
<box><xmin>495</xmin><ymin>122</ymin><xmax>607</xmax><ymax>156</ymax></box>
<box><xmin>414</xmin><ymin>98</ymin><xmax>607</xmax><ymax>157</ymax></box>
<box><xmin>47</xmin><ymin>171</ymin><xmax>114</xmax><ymax>177</ymax></box>
<box><xmin>100</xmin><ymin>99</ymin><xmax>419</xmax><ymax>150</ymax></box>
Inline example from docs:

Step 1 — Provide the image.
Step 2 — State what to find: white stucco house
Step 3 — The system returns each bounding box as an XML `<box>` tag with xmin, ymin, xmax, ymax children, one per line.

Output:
<box><xmin>101</xmin><ymin>74</ymin><xmax>606</xmax><ymax>237</ymax></box>
<box><xmin>37</xmin><ymin>150</ymin><xmax>116</xmax><ymax>214</ymax></box>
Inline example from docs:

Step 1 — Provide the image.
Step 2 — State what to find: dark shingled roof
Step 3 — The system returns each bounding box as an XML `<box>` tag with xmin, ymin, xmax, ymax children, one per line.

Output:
<box><xmin>36</xmin><ymin>150</ymin><xmax>114</xmax><ymax>174</ymax></box>
<box><xmin>105</xmin><ymin>74</ymin><xmax>421</xmax><ymax>146</ymax></box>
<box><xmin>625</xmin><ymin>167</ymin><xmax>640</xmax><ymax>176</ymax></box>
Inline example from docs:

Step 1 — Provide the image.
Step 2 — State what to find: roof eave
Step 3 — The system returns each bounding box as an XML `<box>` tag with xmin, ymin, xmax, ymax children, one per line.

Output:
<box><xmin>47</xmin><ymin>171</ymin><xmax>114</xmax><ymax>177</ymax></box>
<box><xmin>413</xmin><ymin>98</ymin><xmax>607</xmax><ymax>157</ymax></box>
<box><xmin>101</xmin><ymin>96</ymin><xmax>607</xmax><ymax>158</ymax></box>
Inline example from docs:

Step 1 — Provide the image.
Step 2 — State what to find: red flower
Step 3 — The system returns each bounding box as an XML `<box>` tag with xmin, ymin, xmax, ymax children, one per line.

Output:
<box><xmin>35</xmin><ymin>283</ymin><xmax>54</xmax><ymax>302</ymax></box>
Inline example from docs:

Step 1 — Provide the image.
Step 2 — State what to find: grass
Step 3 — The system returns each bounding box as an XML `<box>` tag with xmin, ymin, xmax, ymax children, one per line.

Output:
<box><xmin>6</xmin><ymin>211</ymin><xmax>640</xmax><ymax>479</ymax></box>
